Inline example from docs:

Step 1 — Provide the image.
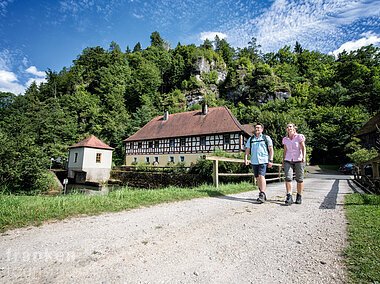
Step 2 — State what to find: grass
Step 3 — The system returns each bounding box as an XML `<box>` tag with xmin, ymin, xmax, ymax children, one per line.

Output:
<box><xmin>0</xmin><ymin>182</ymin><xmax>254</xmax><ymax>233</ymax></box>
<box><xmin>345</xmin><ymin>193</ymin><xmax>380</xmax><ymax>283</ymax></box>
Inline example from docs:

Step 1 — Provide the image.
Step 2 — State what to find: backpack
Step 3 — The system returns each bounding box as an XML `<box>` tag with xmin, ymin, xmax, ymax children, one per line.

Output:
<box><xmin>249</xmin><ymin>134</ymin><xmax>270</xmax><ymax>153</ymax></box>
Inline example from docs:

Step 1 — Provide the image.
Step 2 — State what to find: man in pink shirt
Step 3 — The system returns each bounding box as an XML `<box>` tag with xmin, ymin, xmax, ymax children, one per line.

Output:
<box><xmin>282</xmin><ymin>123</ymin><xmax>306</xmax><ymax>205</ymax></box>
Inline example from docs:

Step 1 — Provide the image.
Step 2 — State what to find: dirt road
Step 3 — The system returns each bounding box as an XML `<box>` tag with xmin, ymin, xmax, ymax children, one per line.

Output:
<box><xmin>0</xmin><ymin>172</ymin><xmax>353</xmax><ymax>283</ymax></box>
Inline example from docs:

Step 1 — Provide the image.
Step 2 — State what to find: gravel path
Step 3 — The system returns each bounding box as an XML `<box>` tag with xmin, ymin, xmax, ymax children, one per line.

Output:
<box><xmin>0</xmin><ymin>173</ymin><xmax>353</xmax><ymax>283</ymax></box>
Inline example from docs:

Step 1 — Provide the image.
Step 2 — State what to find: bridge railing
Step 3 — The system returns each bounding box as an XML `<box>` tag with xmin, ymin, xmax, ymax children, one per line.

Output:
<box><xmin>353</xmin><ymin>156</ymin><xmax>380</xmax><ymax>194</ymax></box>
<box><xmin>205</xmin><ymin>156</ymin><xmax>284</xmax><ymax>188</ymax></box>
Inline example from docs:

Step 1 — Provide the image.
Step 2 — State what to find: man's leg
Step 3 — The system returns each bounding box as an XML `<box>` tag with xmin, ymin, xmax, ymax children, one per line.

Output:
<box><xmin>257</xmin><ymin>164</ymin><xmax>268</xmax><ymax>203</ymax></box>
<box><xmin>257</xmin><ymin>175</ymin><xmax>266</xmax><ymax>192</ymax></box>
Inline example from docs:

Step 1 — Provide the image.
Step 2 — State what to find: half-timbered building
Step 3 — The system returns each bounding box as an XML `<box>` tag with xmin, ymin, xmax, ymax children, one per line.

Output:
<box><xmin>124</xmin><ymin>106</ymin><xmax>253</xmax><ymax>166</ymax></box>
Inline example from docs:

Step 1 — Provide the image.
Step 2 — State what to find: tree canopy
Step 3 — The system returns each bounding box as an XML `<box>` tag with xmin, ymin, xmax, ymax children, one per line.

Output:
<box><xmin>1</xmin><ymin>32</ymin><xmax>379</xmax><ymax>193</ymax></box>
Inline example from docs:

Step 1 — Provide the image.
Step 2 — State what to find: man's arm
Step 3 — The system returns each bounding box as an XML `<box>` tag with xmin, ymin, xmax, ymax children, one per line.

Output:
<box><xmin>268</xmin><ymin>146</ymin><xmax>274</xmax><ymax>168</ymax></box>
<box><xmin>244</xmin><ymin>147</ymin><xmax>250</xmax><ymax>166</ymax></box>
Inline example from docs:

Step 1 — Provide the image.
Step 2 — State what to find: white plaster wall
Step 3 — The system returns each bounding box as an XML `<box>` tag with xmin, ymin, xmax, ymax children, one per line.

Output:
<box><xmin>83</xmin><ymin>168</ymin><xmax>111</xmax><ymax>183</ymax></box>
<box><xmin>82</xmin><ymin>148</ymin><xmax>113</xmax><ymax>182</ymax></box>
<box><xmin>67</xmin><ymin>147</ymin><xmax>113</xmax><ymax>182</ymax></box>
<box><xmin>82</xmin><ymin>148</ymin><xmax>113</xmax><ymax>169</ymax></box>
<box><xmin>68</xmin><ymin>148</ymin><xmax>85</xmax><ymax>170</ymax></box>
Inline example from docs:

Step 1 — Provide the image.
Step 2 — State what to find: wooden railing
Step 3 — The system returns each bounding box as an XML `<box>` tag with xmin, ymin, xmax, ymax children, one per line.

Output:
<box><xmin>353</xmin><ymin>156</ymin><xmax>380</xmax><ymax>194</ymax></box>
<box><xmin>205</xmin><ymin>156</ymin><xmax>284</xmax><ymax>188</ymax></box>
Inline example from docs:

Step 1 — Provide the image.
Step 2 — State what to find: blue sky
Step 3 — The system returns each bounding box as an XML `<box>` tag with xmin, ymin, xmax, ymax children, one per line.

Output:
<box><xmin>1</xmin><ymin>0</ymin><xmax>380</xmax><ymax>95</ymax></box>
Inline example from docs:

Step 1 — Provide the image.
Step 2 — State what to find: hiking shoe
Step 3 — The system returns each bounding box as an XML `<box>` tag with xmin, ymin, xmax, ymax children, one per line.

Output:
<box><xmin>257</xmin><ymin>191</ymin><xmax>266</xmax><ymax>203</ymax></box>
<box><xmin>285</xmin><ymin>193</ymin><xmax>293</xmax><ymax>205</ymax></box>
<box><xmin>295</xmin><ymin>193</ymin><xmax>302</xmax><ymax>204</ymax></box>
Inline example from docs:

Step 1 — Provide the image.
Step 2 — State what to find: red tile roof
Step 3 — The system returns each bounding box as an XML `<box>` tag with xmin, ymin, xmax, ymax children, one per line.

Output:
<box><xmin>69</xmin><ymin>135</ymin><xmax>114</xmax><ymax>150</ymax></box>
<box><xmin>125</xmin><ymin>106</ymin><xmax>250</xmax><ymax>142</ymax></box>
<box><xmin>241</xmin><ymin>124</ymin><xmax>255</xmax><ymax>136</ymax></box>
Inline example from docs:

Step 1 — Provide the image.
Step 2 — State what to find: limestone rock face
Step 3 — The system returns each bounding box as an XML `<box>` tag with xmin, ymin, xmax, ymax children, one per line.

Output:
<box><xmin>186</xmin><ymin>56</ymin><xmax>227</xmax><ymax>106</ymax></box>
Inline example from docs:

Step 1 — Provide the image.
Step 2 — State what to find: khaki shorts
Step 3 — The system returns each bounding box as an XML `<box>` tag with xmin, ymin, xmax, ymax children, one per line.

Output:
<box><xmin>284</xmin><ymin>161</ymin><xmax>305</xmax><ymax>183</ymax></box>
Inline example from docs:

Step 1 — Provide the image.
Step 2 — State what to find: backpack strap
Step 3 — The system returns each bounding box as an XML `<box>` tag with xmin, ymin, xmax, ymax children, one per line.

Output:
<box><xmin>263</xmin><ymin>134</ymin><xmax>270</xmax><ymax>153</ymax></box>
<box><xmin>250</xmin><ymin>134</ymin><xmax>270</xmax><ymax>154</ymax></box>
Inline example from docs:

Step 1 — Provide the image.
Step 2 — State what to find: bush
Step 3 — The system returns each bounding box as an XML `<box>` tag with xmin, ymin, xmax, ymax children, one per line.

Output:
<box><xmin>0</xmin><ymin>131</ymin><xmax>50</xmax><ymax>194</ymax></box>
<box><xmin>189</xmin><ymin>159</ymin><xmax>213</xmax><ymax>182</ymax></box>
<box><xmin>347</xmin><ymin>147</ymin><xmax>378</xmax><ymax>164</ymax></box>
<box><xmin>34</xmin><ymin>171</ymin><xmax>62</xmax><ymax>194</ymax></box>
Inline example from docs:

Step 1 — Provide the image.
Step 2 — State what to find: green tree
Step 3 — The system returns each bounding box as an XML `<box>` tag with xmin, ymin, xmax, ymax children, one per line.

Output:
<box><xmin>306</xmin><ymin>106</ymin><xmax>369</xmax><ymax>164</ymax></box>
<box><xmin>215</xmin><ymin>36</ymin><xmax>234</xmax><ymax>66</ymax></box>
<box><xmin>200</xmin><ymin>38</ymin><xmax>213</xmax><ymax>50</ymax></box>
<box><xmin>133</xmin><ymin>42</ymin><xmax>142</xmax><ymax>52</ymax></box>
<box><xmin>150</xmin><ymin>31</ymin><xmax>166</xmax><ymax>49</ymax></box>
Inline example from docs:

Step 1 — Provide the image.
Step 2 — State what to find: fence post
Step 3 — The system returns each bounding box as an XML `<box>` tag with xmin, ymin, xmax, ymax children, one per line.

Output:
<box><xmin>213</xmin><ymin>159</ymin><xmax>219</xmax><ymax>188</ymax></box>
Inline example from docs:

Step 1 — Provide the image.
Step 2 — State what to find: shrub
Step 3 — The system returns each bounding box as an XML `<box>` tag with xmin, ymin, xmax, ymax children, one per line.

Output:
<box><xmin>33</xmin><ymin>171</ymin><xmax>62</xmax><ymax>194</ymax></box>
<box><xmin>347</xmin><ymin>147</ymin><xmax>378</xmax><ymax>164</ymax></box>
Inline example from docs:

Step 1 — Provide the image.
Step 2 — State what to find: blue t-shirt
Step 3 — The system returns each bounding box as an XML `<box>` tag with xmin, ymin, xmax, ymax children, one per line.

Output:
<box><xmin>245</xmin><ymin>134</ymin><xmax>273</xmax><ymax>165</ymax></box>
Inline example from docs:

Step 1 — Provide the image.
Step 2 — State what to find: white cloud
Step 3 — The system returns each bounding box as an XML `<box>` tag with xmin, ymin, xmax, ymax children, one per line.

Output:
<box><xmin>24</xmin><ymin>66</ymin><xmax>47</xmax><ymax>88</ymax></box>
<box><xmin>0</xmin><ymin>49</ymin><xmax>12</xmax><ymax>70</ymax></box>
<box><xmin>26</xmin><ymin>77</ymin><xmax>47</xmax><ymax>87</ymax></box>
<box><xmin>200</xmin><ymin>32</ymin><xmax>227</xmax><ymax>41</ymax></box>
<box><xmin>0</xmin><ymin>65</ymin><xmax>47</xmax><ymax>95</ymax></box>
<box><xmin>0</xmin><ymin>0</ymin><xmax>13</xmax><ymax>17</ymax></box>
<box><xmin>222</xmin><ymin>0</ymin><xmax>380</xmax><ymax>52</ymax></box>
<box><xmin>0</xmin><ymin>69</ymin><xmax>25</xmax><ymax>95</ymax></box>
<box><xmin>132</xmin><ymin>13</ymin><xmax>143</xmax><ymax>19</ymax></box>
<box><xmin>26</xmin><ymin>66</ymin><xmax>46</xmax><ymax>77</ymax></box>
<box><xmin>331</xmin><ymin>32</ymin><xmax>380</xmax><ymax>57</ymax></box>
<box><xmin>59</xmin><ymin>0</ymin><xmax>124</xmax><ymax>23</ymax></box>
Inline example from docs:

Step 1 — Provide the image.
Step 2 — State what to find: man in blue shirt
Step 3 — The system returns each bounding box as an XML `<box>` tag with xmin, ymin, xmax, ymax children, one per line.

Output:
<box><xmin>244</xmin><ymin>123</ymin><xmax>274</xmax><ymax>203</ymax></box>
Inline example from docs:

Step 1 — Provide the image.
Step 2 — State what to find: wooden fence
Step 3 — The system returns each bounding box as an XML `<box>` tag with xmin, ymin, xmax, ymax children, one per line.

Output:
<box><xmin>205</xmin><ymin>156</ymin><xmax>284</xmax><ymax>188</ymax></box>
<box><xmin>353</xmin><ymin>155</ymin><xmax>380</xmax><ymax>194</ymax></box>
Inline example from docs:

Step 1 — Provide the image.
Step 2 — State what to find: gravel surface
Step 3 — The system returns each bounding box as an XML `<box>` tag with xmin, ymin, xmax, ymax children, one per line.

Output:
<box><xmin>0</xmin><ymin>173</ymin><xmax>353</xmax><ymax>283</ymax></box>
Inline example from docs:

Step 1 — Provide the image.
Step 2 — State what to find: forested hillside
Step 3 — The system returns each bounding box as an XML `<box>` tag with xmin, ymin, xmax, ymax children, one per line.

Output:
<box><xmin>1</xmin><ymin>31</ymin><xmax>379</xmax><ymax>193</ymax></box>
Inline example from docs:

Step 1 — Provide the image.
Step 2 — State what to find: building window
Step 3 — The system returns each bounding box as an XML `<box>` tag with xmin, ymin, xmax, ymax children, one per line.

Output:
<box><xmin>224</xmin><ymin>134</ymin><xmax>230</xmax><ymax>144</ymax></box>
<box><xmin>96</xmin><ymin>153</ymin><xmax>102</xmax><ymax>163</ymax></box>
<box><xmin>146</xmin><ymin>157</ymin><xmax>150</xmax><ymax>163</ymax></box>
<box><xmin>154</xmin><ymin>140</ymin><xmax>159</xmax><ymax>148</ymax></box>
<box><xmin>138</xmin><ymin>142</ymin><xmax>142</xmax><ymax>148</ymax></box>
<box><xmin>180</xmin><ymin>138</ymin><xmax>186</xmax><ymax>146</ymax></box>
<box><xmin>74</xmin><ymin>153</ymin><xmax>78</xmax><ymax>163</ymax></box>
<box><xmin>131</xmin><ymin>142</ymin><xmax>134</xmax><ymax>148</ymax></box>
<box><xmin>148</xmin><ymin>141</ymin><xmax>153</xmax><ymax>148</ymax></box>
<box><xmin>153</xmin><ymin>157</ymin><xmax>159</xmax><ymax>165</ymax></box>
<box><xmin>200</xmin><ymin>136</ymin><xmax>206</xmax><ymax>146</ymax></box>
<box><xmin>169</xmin><ymin>139</ymin><xmax>175</xmax><ymax>147</ymax></box>
<box><xmin>180</xmin><ymin>156</ymin><xmax>185</xmax><ymax>162</ymax></box>
<box><xmin>169</xmin><ymin>156</ymin><xmax>174</xmax><ymax>163</ymax></box>
<box><xmin>133</xmin><ymin>157</ymin><xmax>137</xmax><ymax>163</ymax></box>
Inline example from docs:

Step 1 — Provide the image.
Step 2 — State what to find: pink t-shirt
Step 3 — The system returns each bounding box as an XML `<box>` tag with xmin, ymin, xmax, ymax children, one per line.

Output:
<box><xmin>282</xmin><ymin>133</ymin><xmax>305</xmax><ymax>162</ymax></box>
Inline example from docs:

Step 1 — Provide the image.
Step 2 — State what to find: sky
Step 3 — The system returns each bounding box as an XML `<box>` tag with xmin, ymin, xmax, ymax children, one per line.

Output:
<box><xmin>1</xmin><ymin>0</ymin><xmax>380</xmax><ymax>95</ymax></box>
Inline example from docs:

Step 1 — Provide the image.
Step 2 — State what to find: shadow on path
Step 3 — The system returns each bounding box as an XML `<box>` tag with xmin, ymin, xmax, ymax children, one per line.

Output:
<box><xmin>215</xmin><ymin>195</ymin><xmax>262</xmax><ymax>204</ymax></box>
<box><xmin>197</xmin><ymin>190</ymin><xmax>257</xmax><ymax>204</ymax></box>
<box><xmin>319</xmin><ymin>180</ymin><xmax>339</xmax><ymax>209</ymax></box>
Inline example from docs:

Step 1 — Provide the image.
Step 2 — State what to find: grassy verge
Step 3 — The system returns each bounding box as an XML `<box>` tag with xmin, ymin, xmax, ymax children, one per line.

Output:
<box><xmin>0</xmin><ymin>182</ymin><xmax>254</xmax><ymax>233</ymax></box>
<box><xmin>345</xmin><ymin>193</ymin><xmax>380</xmax><ymax>283</ymax></box>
